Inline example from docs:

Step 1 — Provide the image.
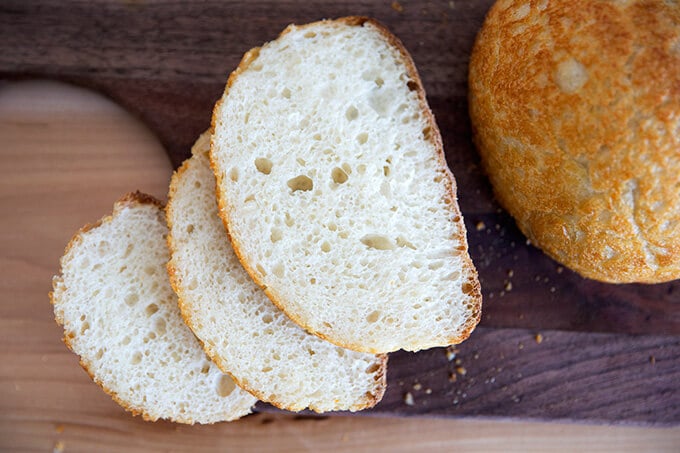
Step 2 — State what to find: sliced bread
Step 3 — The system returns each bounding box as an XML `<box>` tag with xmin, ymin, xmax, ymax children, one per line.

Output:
<box><xmin>211</xmin><ymin>17</ymin><xmax>482</xmax><ymax>353</ymax></box>
<box><xmin>50</xmin><ymin>192</ymin><xmax>257</xmax><ymax>423</ymax></box>
<box><xmin>166</xmin><ymin>132</ymin><xmax>386</xmax><ymax>412</ymax></box>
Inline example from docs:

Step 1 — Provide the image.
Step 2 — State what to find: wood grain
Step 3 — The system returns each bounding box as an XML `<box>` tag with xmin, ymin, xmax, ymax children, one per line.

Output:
<box><xmin>1</xmin><ymin>80</ymin><xmax>679</xmax><ymax>451</ymax></box>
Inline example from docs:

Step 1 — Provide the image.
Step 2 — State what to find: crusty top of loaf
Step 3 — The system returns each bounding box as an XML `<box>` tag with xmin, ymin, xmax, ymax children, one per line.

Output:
<box><xmin>211</xmin><ymin>17</ymin><xmax>481</xmax><ymax>353</ymax></box>
<box><xmin>469</xmin><ymin>0</ymin><xmax>680</xmax><ymax>283</ymax></box>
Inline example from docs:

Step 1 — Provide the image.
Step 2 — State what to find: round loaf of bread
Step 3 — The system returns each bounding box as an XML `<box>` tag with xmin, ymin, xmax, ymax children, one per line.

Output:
<box><xmin>469</xmin><ymin>0</ymin><xmax>680</xmax><ymax>283</ymax></box>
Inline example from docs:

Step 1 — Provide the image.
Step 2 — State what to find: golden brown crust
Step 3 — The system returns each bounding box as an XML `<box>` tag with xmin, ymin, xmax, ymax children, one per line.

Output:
<box><xmin>50</xmin><ymin>192</ymin><xmax>237</xmax><ymax>424</ymax></box>
<box><xmin>469</xmin><ymin>0</ymin><xmax>680</xmax><ymax>283</ymax></box>
<box><xmin>210</xmin><ymin>17</ymin><xmax>482</xmax><ymax>353</ymax></box>
<box><xmin>167</xmin><ymin>137</ymin><xmax>387</xmax><ymax>412</ymax></box>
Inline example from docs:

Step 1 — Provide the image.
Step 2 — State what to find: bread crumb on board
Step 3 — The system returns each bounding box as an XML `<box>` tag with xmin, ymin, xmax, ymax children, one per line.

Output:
<box><xmin>475</xmin><ymin>221</ymin><xmax>486</xmax><ymax>231</ymax></box>
<box><xmin>412</xmin><ymin>382</ymin><xmax>422</xmax><ymax>391</ymax></box>
<box><xmin>403</xmin><ymin>392</ymin><xmax>415</xmax><ymax>406</ymax></box>
<box><xmin>53</xmin><ymin>441</ymin><xmax>65</xmax><ymax>453</ymax></box>
<box><xmin>391</xmin><ymin>1</ymin><xmax>404</xmax><ymax>12</ymax></box>
<box><xmin>445</xmin><ymin>346</ymin><xmax>459</xmax><ymax>361</ymax></box>
<box><xmin>534</xmin><ymin>333</ymin><xmax>544</xmax><ymax>344</ymax></box>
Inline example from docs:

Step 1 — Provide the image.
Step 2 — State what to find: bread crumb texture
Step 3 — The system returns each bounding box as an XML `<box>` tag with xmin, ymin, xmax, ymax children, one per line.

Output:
<box><xmin>469</xmin><ymin>0</ymin><xmax>680</xmax><ymax>283</ymax></box>
<box><xmin>212</xmin><ymin>17</ymin><xmax>481</xmax><ymax>353</ymax></box>
<box><xmin>51</xmin><ymin>193</ymin><xmax>256</xmax><ymax>423</ymax></box>
<box><xmin>166</xmin><ymin>133</ymin><xmax>386</xmax><ymax>413</ymax></box>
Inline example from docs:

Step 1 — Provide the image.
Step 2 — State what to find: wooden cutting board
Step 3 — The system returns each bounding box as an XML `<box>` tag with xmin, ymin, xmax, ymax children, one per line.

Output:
<box><xmin>1</xmin><ymin>0</ymin><xmax>678</xmax><ymax>425</ymax></box>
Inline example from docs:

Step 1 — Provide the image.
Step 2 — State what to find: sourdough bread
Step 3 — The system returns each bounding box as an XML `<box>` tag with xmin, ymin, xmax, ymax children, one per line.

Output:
<box><xmin>211</xmin><ymin>17</ymin><xmax>481</xmax><ymax>353</ymax></box>
<box><xmin>51</xmin><ymin>193</ymin><xmax>257</xmax><ymax>423</ymax></box>
<box><xmin>167</xmin><ymin>132</ymin><xmax>386</xmax><ymax>412</ymax></box>
<box><xmin>469</xmin><ymin>0</ymin><xmax>680</xmax><ymax>283</ymax></box>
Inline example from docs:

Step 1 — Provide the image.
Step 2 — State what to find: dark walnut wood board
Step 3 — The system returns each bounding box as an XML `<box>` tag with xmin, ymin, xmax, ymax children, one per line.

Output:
<box><xmin>1</xmin><ymin>0</ymin><xmax>677</xmax><ymax>425</ymax></box>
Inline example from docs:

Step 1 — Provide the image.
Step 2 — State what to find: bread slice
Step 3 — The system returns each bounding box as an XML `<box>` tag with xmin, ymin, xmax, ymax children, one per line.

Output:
<box><xmin>211</xmin><ymin>17</ymin><xmax>482</xmax><ymax>353</ymax></box>
<box><xmin>166</xmin><ymin>132</ymin><xmax>386</xmax><ymax>412</ymax></box>
<box><xmin>50</xmin><ymin>193</ymin><xmax>257</xmax><ymax>423</ymax></box>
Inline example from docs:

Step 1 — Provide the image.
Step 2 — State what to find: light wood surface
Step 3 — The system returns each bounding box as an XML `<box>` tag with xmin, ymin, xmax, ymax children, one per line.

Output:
<box><xmin>1</xmin><ymin>80</ymin><xmax>678</xmax><ymax>452</ymax></box>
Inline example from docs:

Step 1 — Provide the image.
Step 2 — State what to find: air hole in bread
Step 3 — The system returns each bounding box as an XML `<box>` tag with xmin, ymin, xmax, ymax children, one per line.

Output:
<box><xmin>98</xmin><ymin>241</ymin><xmax>110</xmax><ymax>257</ymax></box>
<box><xmin>154</xmin><ymin>318</ymin><xmax>167</xmax><ymax>336</ymax></box>
<box><xmin>131</xmin><ymin>352</ymin><xmax>142</xmax><ymax>365</ymax></box>
<box><xmin>80</xmin><ymin>321</ymin><xmax>90</xmax><ymax>334</ymax></box>
<box><xmin>229</xmin><ymin>167</ymin><xmax>239</xmax><ymax>182</ymax></box>
<box><xmin>366</xmin><ymin>311</ymin><xmax>381</xmax><ymax>323</ymax></box>
<box><xmin>122</xmin><ymin>244</ymin><xmax>134</xmax><ymax>259</ymax></box>
<box><xmin>144</xmin><ymin>266</ymin><xmax>155</xmax><ymax>276</ymax></box>
<box><xmin>121</xmin><ymin>336</ymin><xmax>131</xmax><ymax>345</ymax></box>
<box><xmin>407</xmin><ymin>80</ymin><xmax>418</xmax><ymax>91</ymax></box>
<box><xmin>281</xmin><ymin>87</ymin><xmax>291</xmax><ymax>99</ymax></box>
<box><xmin>357</xmin><ymin>164</ymin><xmax>367</xmax><ymax>175</ymax></box>
<box><xmin>461</xmin><ymin>282</ymin><xmax>474</xmax><ymax>295</ymax></box>
<box><xmin>186</xmin><ymin>224</ymin><xmax>194</xmax><ymax>234</ymax></box>
<box><xmin>321</xmin><ymin>241</ymin><xmax>331</xmax><ymax>253</ymax></box>
<box><xmin>201</xmin><ymin>363</ymin><xmax>210</xmax><ymax>374</ymax></box>
<box><xmin>262</xmin><ymin>366</ymin><xmax>273</xmax><ymax>372</ymax></box>
<box><xmin>383</xmin><ymin>165</ymin><xmax>391</xmax><ymax>177</ymax></box>
<box><xmin>262</xmin><ymin>313</ymin><xmax>274</xmax><ymax>324</ymax></box>
<box><xmin>307</xmin><ymin>348</ymin><xmax>316</xmax><ymax>356</ymax></box>
<box><xmin>95</xmin><ymin>348</ymin><xmax>104</xmax><ymax>360</ymax></box>
<box><xmin>323</xmin><ymin>322</ymin><xmax>333</xmax><ymax>329</ymax></box>
<box><xmin>422</xmin><ymin>127</ymin><xmax>432</xmax><ymax>141</ymax></box>
<box><xmin>256</xmin><ymin>263</ymin><xmax>267</xmax><ymax>277</ymax></box>
<box><xmin>287</xmin><ymin>175</ymin><xmax>313</xmax><ymax>192</ymax></box>
<box><xmin>304</xmin><ymin>31</ymin><xmax>316</xmax><ymax>38</ymax></box>
<box><xmin>375</xmin><ymin>77</ymin><xmax>384</xmax><ymax>87</ymax></box>
<box><xmin>145</xmin><ymin>303</ymin><xmax>158</xmax><ymax>317</ymax></box>
<box><xmin>341</xmin><ymin>162</ymin><xmax>352</xmax><ymax>174</ymax></box>
<box><xmin>215</xmin><ymin>374</ymin><xmax>236</xmax><ymax>397</ymax></box>
<box><xmin>273</xmin><ymin>263</ymin><xmax>284</xmax><ymax>278</ymax></box>
<box><xmin>357</xmin><ymin>132</ymin><xmax>369</xmax><ymax>145</ymax></box>
<box><xmin>331</xmin><ymin>167</ymin><xmax>348</xmax><ymax>184</ymax></box>
<box><xmin>125</xmin><ymin>293</ymin><xmax>139</xmax><ymax>307</ymax></box>
<box><xmin>313</xmin><ymin>133</ymin><xmax>322</xmax><ymax>140</ymax></box>
<box><xmin>396</xmin><ymin>236</ymin><xmax>416</xmax><ymax>250</ymax></box>
<box><xmin>346</xmin><ymin>106</ymin><xmax>359</xmax><ymax>121</ymax></box>
<box><xmin>361</xmin><ymin>234</ymin><xmax>396</xmax><ymax>251</ymax></box>
<box><xmin>429</xmin><ymin>261</ymin><xmax>444</xmax><ymax>270</ymax></box>
<box><xmin>270</xmin><ymin>227</ymin><xmax>282</xmax><ymax>242</ymax></box>
<box><xmin>255</xmin><ymin>157</ymin><xmax>273</xmax><ymax>175</ymax></box>
<box><xmin>310</xmin><ymin>277</ymin><xmax>317</xmax><ymax>285</ymax></box>
<box><xmin>284</xmin><ymin>212</ymin><xmax>294</xmax><ymax>227</ymax></box>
